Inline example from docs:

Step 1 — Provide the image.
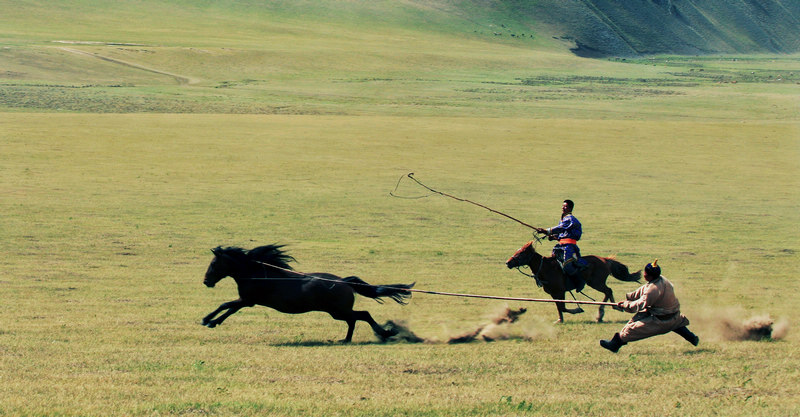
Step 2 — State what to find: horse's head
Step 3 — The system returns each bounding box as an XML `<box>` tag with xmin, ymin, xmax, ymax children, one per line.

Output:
<box><xmin>204</xmin><ymin>246</ymin><xmax>235</xmax><ymax>288</ymax></box>
<box><xmin>506</xmin><ymin>241</ymin><xmax>537</xmax><ymax>269</ymax></box>
<box><xmin>204</xmin><ymin>244</ymin><xmax>293</xmax><ymax>287</ymax></box>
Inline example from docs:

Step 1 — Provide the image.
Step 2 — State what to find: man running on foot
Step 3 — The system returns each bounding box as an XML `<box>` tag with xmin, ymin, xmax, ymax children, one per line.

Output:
<box><xmin>600</xmin><ymin>259</ymin><xmax>699</xmax><ymax>352</ymax></box>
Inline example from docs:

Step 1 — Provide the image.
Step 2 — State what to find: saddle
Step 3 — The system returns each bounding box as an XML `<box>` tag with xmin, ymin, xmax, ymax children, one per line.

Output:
<box><xmin>539</xmin><ymin>253</ymin><xmax>589</xmax><ymax>292</ymax></box>
<box><xmin>561</xmin><ymin>257</ymin><xmax>589</xmax><ymax>292</ymax></box>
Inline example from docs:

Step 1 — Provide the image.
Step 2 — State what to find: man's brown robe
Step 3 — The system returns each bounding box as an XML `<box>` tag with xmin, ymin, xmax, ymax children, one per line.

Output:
<box><xmin>618</xmin><ymin>276</ymin><xmax>689</xmax><ymax>343</ymax></box>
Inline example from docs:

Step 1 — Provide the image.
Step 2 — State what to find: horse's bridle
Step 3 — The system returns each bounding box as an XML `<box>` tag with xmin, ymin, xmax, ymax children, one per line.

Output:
<box><xmin>515</xmin><ymin>251</ymin><xmax>546</xmax><ymax>287</ymax></box>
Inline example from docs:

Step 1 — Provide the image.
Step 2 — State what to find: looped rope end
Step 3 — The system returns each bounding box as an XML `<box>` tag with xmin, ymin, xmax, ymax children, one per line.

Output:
<box><xmin>389</xmin><ymin>172</ymin><xmax>435</xmax><ymax>199</ymax></box>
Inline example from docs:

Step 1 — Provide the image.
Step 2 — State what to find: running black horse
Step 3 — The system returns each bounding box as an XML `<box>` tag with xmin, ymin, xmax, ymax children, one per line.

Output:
<box><xmin>202</xmin><ymin>245</ymin><xmax>415</xmax><ymax>343</ymax></box>
<box><xmin>506</xmin><ymin>241</ymin><xmax>641</xmax><ymax>323</ymax></box>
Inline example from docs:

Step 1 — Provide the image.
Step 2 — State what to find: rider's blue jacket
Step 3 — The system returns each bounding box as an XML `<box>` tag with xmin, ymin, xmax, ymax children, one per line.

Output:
<box><xmin>547</xmin><ymin>214</ymin><xmax>582</xmax><ymax>241</ymax></box>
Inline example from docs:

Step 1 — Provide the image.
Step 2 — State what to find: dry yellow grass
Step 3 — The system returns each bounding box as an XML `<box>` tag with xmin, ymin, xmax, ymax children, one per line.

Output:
<box><xmin>2</xmin><ymin>113</ymin><xmax>798</xmax><ymax>416</ymax></box>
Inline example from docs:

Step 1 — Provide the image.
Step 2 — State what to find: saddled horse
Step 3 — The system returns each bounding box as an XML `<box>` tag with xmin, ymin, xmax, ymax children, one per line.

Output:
<box><xmin>505</xmin><ymin>241</ymin><xmax>640</xmax><ymax>323</ymax></box>
<box><xmin>202</xmin><ymin>244</ymin><xmax>415</xmax><ymax>343</ymax></box>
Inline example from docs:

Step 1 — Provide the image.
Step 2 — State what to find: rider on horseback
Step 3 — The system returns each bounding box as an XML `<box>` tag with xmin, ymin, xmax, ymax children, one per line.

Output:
<box><xmin>535</xmin><ymin>199</ymin><xmax>589</xmax><ymax>290</ymax></box>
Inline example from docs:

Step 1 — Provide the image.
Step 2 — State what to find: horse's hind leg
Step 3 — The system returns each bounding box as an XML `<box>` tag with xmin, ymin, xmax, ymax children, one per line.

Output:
<box><xmin>595</xmin><ymin>286</ymin><xmax>615</xmax><ymax>323</ymax></box>
<box><xmin>330</xmin><ymin>311</ymin><xmax>360</xmax><ymax>343</ymax></box>
<box><xmin>332</xmin><ymin>310</ymin><xmax>394</xmax><ymax>343</ymax></box>
<box><xmin>596</xmin><ymin>305</ymin><xmax>605</xmax><ymax>323</ymax></box>
<box><xmin>354</xmin><ymin>310</ymin><xmax>396</xmax><ymax>341</ymax></box>
<box><xmin>342</xmin><ymin>320</ymin><xmax>356</xmax><ymax>343</ymax></box>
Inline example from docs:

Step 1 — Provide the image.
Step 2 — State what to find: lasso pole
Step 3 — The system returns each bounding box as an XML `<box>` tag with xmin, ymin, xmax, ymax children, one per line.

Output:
<box><xmin>395</xmin><ymin>287</ymin><xmax>618</xmax><ymax>306</ymax></box>
<box><xmin>250</xmin><ymin>261</ymin><xmax>618</xmax><ymax>307</ymax></box>
<box><xmin>399</xmin><ymin>173</ymin><xmax>541</xmax><ymax>231</ymax></box>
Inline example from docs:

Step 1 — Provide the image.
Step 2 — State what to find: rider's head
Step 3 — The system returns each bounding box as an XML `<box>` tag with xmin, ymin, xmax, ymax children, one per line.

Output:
<box><xmin>562</xmin><ymin>199</ymin><xmax>574</xmax><ymax>214</ymax></box>
<box><xmin>644</xmin><ymin>259</ymin><xmax>661</xmax><ymax>280</ymax></box>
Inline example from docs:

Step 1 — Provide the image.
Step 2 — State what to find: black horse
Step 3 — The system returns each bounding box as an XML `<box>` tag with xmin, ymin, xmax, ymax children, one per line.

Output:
<box><xmin>506</xmin><ymin>241</ymin><xmax>641</xmax><ymax>323</ymax></box>
<box><xmin>202</xmin><ymin>245</ymin><xmax>414</xmax><ymax>343</ymax></box>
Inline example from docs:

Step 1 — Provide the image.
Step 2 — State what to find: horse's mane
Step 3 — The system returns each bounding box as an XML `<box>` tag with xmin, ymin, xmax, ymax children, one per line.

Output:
<box><xmin>214</xmin><ymin>244</ymin><xmax>295</xmax><ymax>270</ymax></box>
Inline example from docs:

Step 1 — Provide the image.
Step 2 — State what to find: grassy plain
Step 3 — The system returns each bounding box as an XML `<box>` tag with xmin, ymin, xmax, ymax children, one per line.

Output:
<box><xmin>2</xmin><ymin>1</ymin><xmax>800</xmax><ymax>416</ymax></box>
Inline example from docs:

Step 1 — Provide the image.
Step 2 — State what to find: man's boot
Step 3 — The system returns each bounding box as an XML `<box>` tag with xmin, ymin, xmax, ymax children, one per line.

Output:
<box><xmin>673</xmin><ymin>326</ymin><xmax>699</xmax><ymax>346</ymax></box>
<box><xmin>600</xmin><ymin>333</ymin><xmax>626</xmax><ymax>353</ymax></box>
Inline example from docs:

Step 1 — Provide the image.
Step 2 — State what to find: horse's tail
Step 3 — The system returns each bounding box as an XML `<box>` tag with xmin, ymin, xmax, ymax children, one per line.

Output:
<box><xmin>605</xmin><ymin>258</ymin><xmax>642</xmax><ymax>283</ymax></box>
<box><xmin>342</xmin><ymin>276</ymin><xmax>415</xmax><ymax>305</ymax></box>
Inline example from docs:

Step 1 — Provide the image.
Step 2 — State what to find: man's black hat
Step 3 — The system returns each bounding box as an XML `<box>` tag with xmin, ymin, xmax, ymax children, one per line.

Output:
<box><xmin>645</xmin><ymin>258</ymin><xmax>661</xmax><ymax>277</ymax></box>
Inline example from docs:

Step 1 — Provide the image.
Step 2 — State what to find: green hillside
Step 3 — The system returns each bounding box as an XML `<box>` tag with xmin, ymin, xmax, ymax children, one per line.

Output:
<box><xmin>1</xmin><ymin>0</ymin><xmax>798</xmax><ymax>117</ymax></box>
<box><xmin>526</xmin><ymin>0</ymin><xmax>800</xmax><ymax>57</ymax></box>
<box><xmin>4</xmin><ymin>0</ymin><xmax>798</xmax><ymax>54</ymax></box>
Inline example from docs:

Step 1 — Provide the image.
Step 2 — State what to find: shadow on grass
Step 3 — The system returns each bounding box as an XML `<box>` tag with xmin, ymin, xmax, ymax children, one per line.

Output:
<box><xmin>271</xmin><ymin>339</ymin><xmax>384</xmax><ymax>347</ymax></box>
<box><xmin>560</xmin><ymin>319</ymin><xmax>631</xmax><ymax>325</ymax></box>
<box><xmin>683</xmin><ymin>348</ymin><xmax>716</xmax><ymax>355</ymax></box>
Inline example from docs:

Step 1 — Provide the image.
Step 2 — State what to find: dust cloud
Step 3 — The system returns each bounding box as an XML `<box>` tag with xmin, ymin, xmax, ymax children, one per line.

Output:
<box><xmin>382</xmin><ymin>305</ymin><xmax>554</xmax><ymax>344</ymax></box>
<box><xmin>693</xmin><ymin>308</ymin><xmax>790</xmax><ymax>341</ymax></box>
<box><xmin>721</xmin><ymin>315</ymin><xmax>790</xmax><ymax>341</ymax></box>
<box><xmin>447</xmin><ymin>307</ymin><xmax>529</xmax><ymax>343</ymax></box>
<box><xmin>382</xmin><ymin>320</ymin><xmax>428</xmax><ymax>343</ymax></box>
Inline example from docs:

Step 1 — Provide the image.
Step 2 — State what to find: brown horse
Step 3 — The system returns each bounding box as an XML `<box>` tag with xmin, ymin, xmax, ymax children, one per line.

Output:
<box><xmin>505</xmin><ymin>241</ymin><xmax>640</xmax><ymax>323</ymax></box>
<box><xmin>202</xmin><ymin>245</ymin><xmax>414</xmax><ymax>343</ymax></box>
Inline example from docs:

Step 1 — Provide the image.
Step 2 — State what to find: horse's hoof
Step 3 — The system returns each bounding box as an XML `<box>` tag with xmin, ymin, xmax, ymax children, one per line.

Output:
<box><xmin>554</xmin><ymin>319</ymin><xmax>563</xmax><ymax>324</ymax></box>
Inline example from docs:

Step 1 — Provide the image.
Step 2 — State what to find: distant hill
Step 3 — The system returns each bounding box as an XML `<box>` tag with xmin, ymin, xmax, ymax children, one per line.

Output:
<box><xmin>276</xmin><ymin>0</ymin><xmax>800</xmax><ymax>57</ymax></box>
<box><xmin>1</xmin><ymin>0</ymin><xmax>798</xmax><ymax>58</ymax></box>
<box><xmin>475</xmin><ymin>0</ymin><xmax>800</xmax><ymax>57</ymax></box>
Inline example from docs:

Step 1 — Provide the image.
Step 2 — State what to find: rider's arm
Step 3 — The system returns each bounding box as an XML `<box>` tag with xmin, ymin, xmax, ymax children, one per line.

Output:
<box><xmin>546</xmin><ymin>216</ymin><xmax>573</xmax><ymax>236</ymax></box>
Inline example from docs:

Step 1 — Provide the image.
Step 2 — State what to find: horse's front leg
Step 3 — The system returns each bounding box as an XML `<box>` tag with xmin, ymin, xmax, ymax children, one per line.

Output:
<box><xmin>564</xmin><ymin>304</ymin><xmax>585</xmax><ymax>315</ymax></box>
<box><xmin>554</xmin><ymin>303</ymin><xmax>565</xmax><ymax>323</ymax></box>
<box><xmin>201</xmin><ymin>305</ymin><xmax>228</xmax><ymax>325</ymax></box>
<box><xmin>553</xmin><ymin>293</ymin><xmax>583</xmax><ymax>323</ymax></box>
<box><xmin>202</xmin><ymin>299</ymin><xmax>248</xmax><ymax>328</ymax></box>
<box><xmin>553</xmin><ymin>293</ymin><xmax>567</xmax><ymax>323</ymax></box>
